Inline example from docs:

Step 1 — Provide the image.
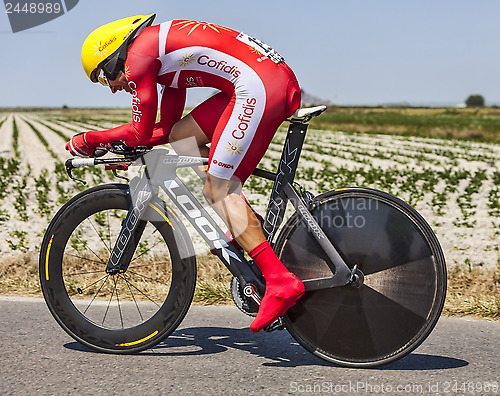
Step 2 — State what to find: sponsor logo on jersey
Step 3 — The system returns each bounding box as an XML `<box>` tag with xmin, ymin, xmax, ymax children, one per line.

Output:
<box><xmin>173</xmin><ymin>20</ymin><xmax>232</xmax><ymax>36</ymax></box>
<box><xmin>246</xmin><ymin>44</ymin><xmax>262</xmax><ymax>56</ymax></box>
<box><xmin>232</xmin><ymin>98</ymin><xmax>257</xmax><ymax>140</ymax></box>
<box><xmin>124</xmin><ymin>65</ymin><xmax>131</xmax><ymax>80</ymax></box>
<box><xmin>186</xmin><ymin>77</ymin><xmax>198</xmax><ymax>87</ymax></box>
<box><xmin>225</xmin><ymin>141</ymin><xmax>243</xmax><ymax>156</ymax></box>
<box><xmin>128</xmin><ymin>81</ymin><xmax>142</xmax><ymax>123</ymax></box>
<box><xmin>178</xmin><ymin>52</ymin><xmax>196</xmax><ymax>67</ymax></box>
<box><xmin>212</xmin><ymin>159</ymin><xmax>234</xmax><ymax>169</ymax></box>
<box><xmin>197</xmin><ymin>55</ymin><xmax>241</xmax><ymax>78</ymax></box>
<box><xmin>93</xmin><ymin>37</ymin><xmax>117</xmax><ymax>59</ymax></box>
<box><xmin>184</xmin><ymin>76</ymin><xmax>204</xmax><ymax>87</ymax></box>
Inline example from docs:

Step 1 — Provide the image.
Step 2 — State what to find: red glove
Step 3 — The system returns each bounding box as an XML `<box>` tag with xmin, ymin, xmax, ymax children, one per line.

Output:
<box><xmin>65</xmin><ymin>133</ymin><xmax>94</xmax><ymax>157</ymax></box>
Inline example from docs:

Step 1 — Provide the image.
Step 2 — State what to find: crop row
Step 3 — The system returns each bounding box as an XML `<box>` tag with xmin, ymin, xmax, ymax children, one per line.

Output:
<box><xmin>303</xmin><ymin>139</ymin><xmax>497</xmax><ymax>168</ymax></box>
<box><xmin>0</xmin><ymin>114</ymin><xmax>120</xmax><ymax>252</ymax></box>
<box><xmin>1</xmin><ymin>113</ymin><xmax>498</xmax><ymax>270</ymax></box>
<box><xmin>246</xmin><ymin>127</ymin><xmax>499</xmax><ymax>270</ymax></box>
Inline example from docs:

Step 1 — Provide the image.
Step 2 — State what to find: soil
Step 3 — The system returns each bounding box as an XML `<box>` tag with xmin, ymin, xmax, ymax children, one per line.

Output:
<box><xmin>0</xmin><ymin>112</ymin><xmax>498</xmax><ymax>273</ymax></box>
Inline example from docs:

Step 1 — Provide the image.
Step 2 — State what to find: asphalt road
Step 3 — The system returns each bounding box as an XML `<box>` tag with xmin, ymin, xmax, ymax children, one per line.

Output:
<box><xmin>0</xmin><ymin>296</ymin><xmax>498</xmax><ymax>395</ymax></box>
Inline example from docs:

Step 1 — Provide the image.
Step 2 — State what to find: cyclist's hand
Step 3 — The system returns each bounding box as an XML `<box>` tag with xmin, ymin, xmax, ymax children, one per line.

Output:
<box><xmin>65</xmin><ymin>133</ymin><xmax>94</xmax><ymax>157</ymax></box>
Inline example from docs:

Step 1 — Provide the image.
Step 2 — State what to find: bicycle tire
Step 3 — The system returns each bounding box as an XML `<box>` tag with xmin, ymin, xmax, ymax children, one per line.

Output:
<box><xmin>274</xmin><ymin>187</ymin><xmax>447</xmax><ymax>367</ymax></box>
<box><xmin>39</xmin><ymin>184</ymin><xmax>197</xmax><ymax>353</ymax></box>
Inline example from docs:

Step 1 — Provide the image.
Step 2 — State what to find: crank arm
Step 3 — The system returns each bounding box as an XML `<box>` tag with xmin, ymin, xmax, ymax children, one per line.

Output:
<box><xmin>302</xmin><ymin>268</ymin><xmax>365</xmax><ymax>291</ymax></box>
<box><xmin>302</xmin><ymin>277</ymin><xmax>341</xmax><ymax>291</ymax></box>
<box><xmin>243</xmin><ymin>283</ymin><xmax>262</xmax><ymax>306</ymax></box>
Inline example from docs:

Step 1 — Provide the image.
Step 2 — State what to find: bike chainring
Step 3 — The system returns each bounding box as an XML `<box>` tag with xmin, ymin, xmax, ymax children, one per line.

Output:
<box><xmin>230</xmin><ymin>277</ymin><xmax>259</xmax><ymax>317</ymax></box>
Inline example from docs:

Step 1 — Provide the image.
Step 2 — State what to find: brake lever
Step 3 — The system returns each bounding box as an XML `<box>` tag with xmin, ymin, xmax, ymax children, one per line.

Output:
<box><xmin>65</xmin><ymin>158</ymin><xmax>87</xmax><ymax>185</ymax></box>
<box><xmin>105</xmin><ymin>164</ymin><xmax>130</xmax><ymax>182</ymax></box>
<box><xmin>65</xmin><ymin>144</ymin><xmax>154</xmax><ymax>186</ymax></box>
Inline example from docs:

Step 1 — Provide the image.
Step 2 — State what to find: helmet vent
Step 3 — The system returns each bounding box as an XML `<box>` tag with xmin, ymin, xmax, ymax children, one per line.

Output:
<box><xmin>132</xmin><ymin>18</ymin><xmax>141</xmax><ymax>24</ymax></box>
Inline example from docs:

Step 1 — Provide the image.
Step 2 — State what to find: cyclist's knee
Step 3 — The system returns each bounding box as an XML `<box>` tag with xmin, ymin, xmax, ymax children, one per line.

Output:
<box><xmin>203</xmin><ymin>181</ymin><xmax>228</xmax><ymax>205</ymax></box>
<box><xmin>202</xmin><ymin>175</ymin><xmax>240</xmax><ymax>205</ymax></box>
<box><xmin>170</xmin><ymin>115</ymin><xmax>206</xmax><ymax>143</ymax></box>
<box><xmin>170</xmin><ymin>117</ymin><xmax>210</xmax><ymax>158</ymax></box>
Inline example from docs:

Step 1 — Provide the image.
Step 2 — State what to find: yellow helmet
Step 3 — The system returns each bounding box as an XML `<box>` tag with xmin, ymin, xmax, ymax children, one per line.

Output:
<box><xmin>81</xmin><ymin>14</ymin><xmax>156</xmax><ymax>83</ymax></box>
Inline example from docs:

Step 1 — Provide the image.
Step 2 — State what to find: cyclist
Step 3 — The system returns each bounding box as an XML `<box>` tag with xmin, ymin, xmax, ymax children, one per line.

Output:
<box><xmin>67</xmin><ymin>14</ymin><xmax>304</xmax><ymax>332</ymax></box>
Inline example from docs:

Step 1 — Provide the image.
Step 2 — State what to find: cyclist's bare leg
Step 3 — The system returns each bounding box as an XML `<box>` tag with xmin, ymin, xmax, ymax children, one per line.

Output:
<box><xmin>170</xmin><ymin>115</ymin><xmax>304</xmax><ymax>332</ymax></box>
<box><xmin>202</xmin><ymin>173</ymin><xmax>265</xmax><ymax>251</ymax></box>
<box><xmin>170</xmin><ymin>114</ymin><xmax>260</xmax><ymax>225</ymax></box>
<box><xmin>204</xmin><ymin>173</ymin><xmax>304</xmax><ymax>333</ymax></box>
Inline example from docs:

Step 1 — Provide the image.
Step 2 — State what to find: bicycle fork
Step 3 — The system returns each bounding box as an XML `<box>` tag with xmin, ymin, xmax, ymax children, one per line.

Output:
<box><xmin>106</xmin><ymin>175</ymin><xmax>155</xmax><ymax>275</ymax></box>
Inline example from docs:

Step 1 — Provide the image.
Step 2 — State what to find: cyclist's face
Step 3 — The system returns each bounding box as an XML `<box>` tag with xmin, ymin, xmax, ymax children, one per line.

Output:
<box><xmin>107</xmin><ymin>71</ymin><xmax>132</xmax><ymax>94</ymax></box>
<box><xmin>96</xmin><ymin>69</ymin><xmax>131</xmax><ymax>94</ymax></box>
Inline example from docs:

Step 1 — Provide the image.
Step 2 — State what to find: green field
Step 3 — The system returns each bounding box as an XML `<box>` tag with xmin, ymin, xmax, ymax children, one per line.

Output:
<box><xmin>310</xmin><ymin>106</ymin><xmax>500</xmax><ymax>142</ymax></box>
<box><xmin>0</xmin><ymin>107</ymin><xmax>498</xmax><ymax>318</ymax></box>
<box><xmin>3</xmin><ymin>105</ymin><xmax>500</xmax><ymax>142</ymax></box>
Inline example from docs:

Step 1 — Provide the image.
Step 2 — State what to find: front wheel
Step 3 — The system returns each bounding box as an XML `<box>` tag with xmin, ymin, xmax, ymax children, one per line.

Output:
<box><xmin>275</xmin><ymin>187</ymin><xmax>447</xmax><ymax>367</ymax></box>
<box><xmin>39</xmin><ymin>184</ymin><xmax>197</xmax><ymax>353</ymax></box>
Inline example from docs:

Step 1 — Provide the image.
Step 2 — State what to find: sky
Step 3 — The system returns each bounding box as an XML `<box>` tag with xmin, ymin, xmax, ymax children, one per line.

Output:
<box><xmin>0</xmin><ymin>0</ymin><xmax>499</xmax><ymax>108</ymax></box>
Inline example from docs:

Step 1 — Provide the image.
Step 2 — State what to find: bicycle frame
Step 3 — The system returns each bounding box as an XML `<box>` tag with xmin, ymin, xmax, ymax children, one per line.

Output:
<box><xmin>49</xmin><ymin>107</ymin><xmax>446</xmax><ymax>359</ymax></box>
<box><xmin>69</xmin><ymin>118</ymin><xmax>353</xmax><ymax>299</ymax></box>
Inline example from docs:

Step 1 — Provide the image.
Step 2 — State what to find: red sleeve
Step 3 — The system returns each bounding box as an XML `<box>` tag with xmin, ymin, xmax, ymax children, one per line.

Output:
<box><xmin>148</xmin><ymin>86</ymin><xmax>186</xmax><ymax>146</ymax></box>
<box><xmin>84</xmin><ymin>50</ymin><xmax>182</xmax><ymax>149</ymax></box>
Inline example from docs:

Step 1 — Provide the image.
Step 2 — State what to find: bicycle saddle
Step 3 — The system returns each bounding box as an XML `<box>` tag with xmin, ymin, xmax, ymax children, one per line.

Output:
<box><xmin>292</xmin><ymin>105</ymin><xmax>327</xmax><ymax>119</ymax></box>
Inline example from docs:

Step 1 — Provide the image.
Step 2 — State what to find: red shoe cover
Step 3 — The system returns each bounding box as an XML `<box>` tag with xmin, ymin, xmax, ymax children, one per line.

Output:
<box><xmin>249</xmin><ymin>274</ymin><xmax>304</xmax><ymax>332</ymax></box>
<box><xmin>248</xmin><ymin>241</ymin><xmax>305</xmax><ymax>332</ymax></box>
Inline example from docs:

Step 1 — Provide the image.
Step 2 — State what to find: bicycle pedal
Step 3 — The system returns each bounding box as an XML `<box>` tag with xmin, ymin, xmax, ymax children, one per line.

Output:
<box><xmin>264</xmin><ymin>317</ymin><xmax>285</xmax><ymax>332</ymax></box>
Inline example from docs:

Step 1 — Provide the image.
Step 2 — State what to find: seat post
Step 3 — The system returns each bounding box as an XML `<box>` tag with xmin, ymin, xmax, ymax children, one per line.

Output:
<box><xmin>262</xmin><ymin>119</ymin><xmax>309</xmax><ymax>241</ymax></box>
<box><xmin>261</xmin><ymin>105</ymin><xmax>326</xmax><ymax>242</ymax></box>
<box><xmin>280</xmin><ymin>119</ymin><xmax>309</xmax><ymax>187</ymax></box>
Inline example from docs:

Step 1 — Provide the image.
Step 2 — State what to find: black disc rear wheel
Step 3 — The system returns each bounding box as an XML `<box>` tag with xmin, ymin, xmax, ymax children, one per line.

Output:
<box><xmin>275</xmin><ymin>187</ymin><xmax>447</xmax><ymax>367</ymax></box>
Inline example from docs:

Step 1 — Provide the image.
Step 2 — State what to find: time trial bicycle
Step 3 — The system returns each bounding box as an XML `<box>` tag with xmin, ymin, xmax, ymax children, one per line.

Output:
<box><xmin>39</xmin><ymin>106</ymin><xmax>447</xmax><ymax>368</ymax></box>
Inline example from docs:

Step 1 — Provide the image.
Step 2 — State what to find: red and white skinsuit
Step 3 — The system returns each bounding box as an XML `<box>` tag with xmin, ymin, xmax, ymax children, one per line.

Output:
<box><xmin>70</xmin><ymin>21</ymin><xmax>305</xmax><ymax>332</ymax></box>
<box><xmin>79</xmin><ymin>20</ymin><xmax>301</xmax><ymax>184</ymax></box>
